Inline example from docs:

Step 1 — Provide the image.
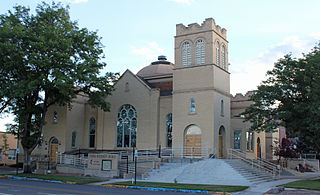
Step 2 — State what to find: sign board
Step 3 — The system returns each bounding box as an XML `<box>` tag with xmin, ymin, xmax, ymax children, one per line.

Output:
<box><xmin>134</xmin><ymin>150</ymin><xmax>138</xmax><ymax>157</ymax></box>
<box><xmin>102</xmin><ymin>160</ymin><xmax>112</xmax><ymax>171</ymax></box>
<box><xmin>16</xmin><ymin>148</ymin><xmax>19</xmax><ymax>154</ymax></box>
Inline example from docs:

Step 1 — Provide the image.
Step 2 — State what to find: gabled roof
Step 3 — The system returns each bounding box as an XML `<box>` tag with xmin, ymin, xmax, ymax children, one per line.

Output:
<box><xmin>115</xmin><ymin>69</ymin><xmax>154</xmax><ymax>91</ymax></box>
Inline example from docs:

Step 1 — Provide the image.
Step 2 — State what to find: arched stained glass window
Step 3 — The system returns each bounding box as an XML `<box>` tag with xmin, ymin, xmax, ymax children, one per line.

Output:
<box><xmin>216</xmin><ymin>42</ymin><xmax>220</xmax><ymax>66</ymax></box>
<box><xmin>221</xmin><ymin>45</ymin><xmax>226</xmax><ymax>69</ymax></box>
<box><xmin>195</xmin><ymin>39</ymin><xmax>205</xmax><ymax>65</ymax></box>
<box><xmin>166</xmin><ymin>113</ymin><xmax>172</xmax><ymax>148</ymax></box>
<box><xmin>89</xmin><ymin>117</ymin><xmax>95</xmax><ymax>148</ymax></box>
<box><xmin>182</xmin><ymin>41</ymin><xmax>191</xmax><ymax>67</ymax></box>
<box><xmin>117</xmin><ymin>104</ymin><xmax>137</xmax><ymax>148</ymax></box>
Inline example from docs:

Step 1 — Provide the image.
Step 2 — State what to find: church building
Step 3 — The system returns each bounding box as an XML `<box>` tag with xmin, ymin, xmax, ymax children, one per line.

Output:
<box><xmin>33</xmin><ymin>18</ymin><xmax>281</xmax><ymax>162</ymax></box>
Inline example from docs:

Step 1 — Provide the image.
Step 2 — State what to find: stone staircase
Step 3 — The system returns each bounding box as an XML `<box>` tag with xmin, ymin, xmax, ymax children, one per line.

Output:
<box><xmin>224</xmin><ymin>158</ymin><xmax>275</xmax><ymax>184</ymax></box>
<box><xmin>118</xmin><ymin>157</ymin><xmax>162</xmax><ymax>179</ymax></box>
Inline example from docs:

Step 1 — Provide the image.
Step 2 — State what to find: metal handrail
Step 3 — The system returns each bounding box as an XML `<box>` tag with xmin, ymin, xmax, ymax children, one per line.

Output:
<box><xmin>228</xmin><ymin>148</ymin><xmax>280</xmax><ymax>178</ymax></box>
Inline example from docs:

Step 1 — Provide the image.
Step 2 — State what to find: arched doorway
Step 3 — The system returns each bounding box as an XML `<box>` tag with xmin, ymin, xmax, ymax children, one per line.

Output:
<box><xmin>184</xmin><ymin>125</ymin><xmax>201</xmax><ymax>157</ymax></box>
<box><xmin>257</xmin><ymin>137</ymin><xmax>261</xmax><ymax>159</ymax></box>
<box><xmin>49</xmin><ymin>137</ymin><xmax>59</xmax><ymax>162</ymax></box>
<box><xmin>219</xmin><ymin>126</ymin><xmax>225</xmax><ymax>158</ymax></box>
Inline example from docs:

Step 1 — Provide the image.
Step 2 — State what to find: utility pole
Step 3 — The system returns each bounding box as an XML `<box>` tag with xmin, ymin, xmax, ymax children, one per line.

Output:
<box><xmin>134</xmin><ymin>149</ymin><xmax>137</xmax><ymax>185</ymax></box>
<box><xmin>47</xmin><ymin>145</ymin><xmax>50</xmax><ymax>173</ymax></box>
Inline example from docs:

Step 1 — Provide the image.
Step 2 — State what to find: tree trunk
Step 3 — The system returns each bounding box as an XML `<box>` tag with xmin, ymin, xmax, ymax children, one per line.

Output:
<box><xmin>23</xmin><ymin>149</ymin><xmax>32</xmax><ymax>173</ymax></box>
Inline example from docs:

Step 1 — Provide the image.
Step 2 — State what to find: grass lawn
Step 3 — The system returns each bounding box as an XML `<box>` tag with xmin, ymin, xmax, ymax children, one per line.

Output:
<box><xmin>111</xmin><ymin>181</ymin><xmax>248</xmax><ymax>192</ymax></box>
<box><xmin>280</xmin><ymin>179</ymin><xmax>320</xmax><ymax>191</ymax></box>
<box><xmin>8</xmin><ymin>174</ymin><xmax>107</xmax><ymax>184</ymax></box>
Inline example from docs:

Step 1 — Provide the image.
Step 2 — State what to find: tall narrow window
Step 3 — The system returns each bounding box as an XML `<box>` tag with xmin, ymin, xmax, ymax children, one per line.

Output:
<box><xmin>117</xmin><ymin>104</ymin><xmax>137</xmax><ymax>148</ymax></box>
<box><xmin>53</xmin><ymin>111</ymin><xmax>57</xmax><ymax>123</ymax></box>
<box><xmin>71</xmin><ymin>131</ymin><xmax>76</xmax><ymax>148</ymax></box>
<box><xmin>216</xmin><ymin>42</ymin><xmax>220</xmax><ymax>66</ymax></box>
<box><xmin>221</xmin><ymin>45</ymin><xmax>226</xmax><ymax>69</ymax></box>
<box><xmin>195</xmin><ymin>39</ymin><xmax>205</xmax><ymax>65</ymax></box>
<box><xmin>246</xmin><ymin>131</ymin><xmax>254</xmax><ymax>151</ymax></box>
<box><xmin>166</xmin><ymin>113</ymin><xmax>172</xmax><ymax>148</ymax></box>
<box><xmin>89</xmin><ymin>117</ymin><xmax>95</xmax><ymax>148</ymax></box>
<box><xmin>234</xmin><ymin>131</ymin><xmax>241</xmax><ymax>150</ymax></box>
<box><xmin>182</xmin><ymin>41</ymin><xmax>191</xmax><ymax>67</ymax></box>
<box><xmin>190</xmin><ymin>98</ymin><xmax>196</xmax><ymax>113</ymax></box>
<box><xmin>221</xmin><ymin>100</ymin><xmax>224</xmax><ymax>116</ymax></box>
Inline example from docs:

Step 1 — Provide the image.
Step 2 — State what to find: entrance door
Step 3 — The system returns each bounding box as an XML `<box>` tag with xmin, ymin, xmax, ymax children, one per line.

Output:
<box><xmin>50</xmin><ymin>138</ymin><xmax>59</xmax><ymax>162</ymax></box>
<box><xmin>219</xmin><ymin>136</ymin><xmax>223</xmax><ymax>158</ymax></box>
<box><xmin>257</xmin><ymin>137</ymin><xmax>261</xmax><ymax>159</ymax></box>
<box><xmin>184</xmin><ymin>125</ymin><xmax>201</xmax><ymax>157</ymax></box>
<box><xmin>218</xmin><ymin>126</ymin><xmax>225</xmax><ymax>158</ymax></box>
<box><xmin>185</xmin><ymin>134</ymin><xmax>201</xmax><ymax>156</ymax></box>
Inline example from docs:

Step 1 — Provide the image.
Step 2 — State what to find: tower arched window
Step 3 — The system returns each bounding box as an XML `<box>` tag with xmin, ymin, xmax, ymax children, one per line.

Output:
<box><xmin>166</xmin><ymin>113</ymin><xmax>172</xmax><ymax>148</ymax></box>
<box><xmin>221</xmin><ymin>45</ymin><xmax>226</xmax><ymax>69</ymax></box>
<box><xmin>116</xmin><ymin>104</ymin><xmax>137</xmax><ymax>148</ymax></box>
<box><xmin>195</xmin><ymin>39</ymin><xmax>205</xmax><ymax>65</ymax></box>
<box><xmin>89</xmin><ymin>117</ymin><xmax>95</xmax><ymax>148</ymax></box>
<box><xmin>182</xmin><ymin>41</ymin><xmax>191</xmax><ymax>67</ymax></box>
<box><xmin>216</xmin><ymin>42</ymin><xmax>220</xmax><ymax>66</ymax></box>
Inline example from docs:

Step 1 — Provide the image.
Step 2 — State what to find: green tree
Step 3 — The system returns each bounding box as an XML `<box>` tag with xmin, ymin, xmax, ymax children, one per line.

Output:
<box><xmin>1</xmin><ymin>134</ymin><xmax>9</xmax><ymax>165</ymax></box>
<box><xmin>0</xmin><ymin>2</ymin><xmax>116</xmax><ymax>173</ymax></box>
<box><xmin>242</xmin><ymin>44</ymin><xmax>320</xmax><ymax>153</ymax></box>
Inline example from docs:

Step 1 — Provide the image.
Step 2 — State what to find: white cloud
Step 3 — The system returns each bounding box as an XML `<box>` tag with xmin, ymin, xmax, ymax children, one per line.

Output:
<box><xmin>230</xmin><ymin>34</ymin><xmax>320</xmax><ymax>95</ymax></box>
<box><xmin>64</xmin><ymin>0</ymin><xmax>88</xmax><ymax>4</ymax></box>
<box><xmin>169</xmin><ymin>0</ymin><xmax>194</xmax><ymax>5</ymax></box>
<box><xmin>130</xmin><ymin>42</ymin><xmax>165</xmax><ymax>73</ymax></box>
<box><xmin>0</xmin><ymin>114</ymin><xmax>14</xmax><ymax>132</ymax></box>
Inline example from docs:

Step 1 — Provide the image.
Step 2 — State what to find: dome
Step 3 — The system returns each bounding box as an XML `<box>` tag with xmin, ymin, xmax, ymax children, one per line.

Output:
<box><xmin>137</xmin><ymin>56</ymin><xmax>174</xmax><ymax>78</ymax></box>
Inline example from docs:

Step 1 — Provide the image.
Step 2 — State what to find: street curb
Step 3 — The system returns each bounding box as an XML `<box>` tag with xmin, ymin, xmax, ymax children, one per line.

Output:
<box><xmin>8</xmin><ymin>175</ymin><xmax>62</xmax><ymax>184</ymax></box>
<box><xmin>102</xmin><ymin>184</ymin><xmax>232</xmax><ymax>194</ymax></box>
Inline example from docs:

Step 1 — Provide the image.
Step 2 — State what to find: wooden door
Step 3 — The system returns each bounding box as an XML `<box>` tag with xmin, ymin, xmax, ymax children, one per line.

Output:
<box><xmin>50</xmin><ymin>145</ymin><xmax>58</xmax><ymax>162</ymax></box>
<box><xmin>219</xmin><ymin>135</ymin><xmax>223</xmax><ymax>158</ymax></box>
<box><xmin>185</xmin><ymin>135</ymin><xmax>201</xmax><ymax>156</ymax></box>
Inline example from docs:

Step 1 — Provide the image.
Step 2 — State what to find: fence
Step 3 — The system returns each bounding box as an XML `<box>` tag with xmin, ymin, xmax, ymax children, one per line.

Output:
<box><xmin>56</xmin><ymin>153</ymin><xmax>88</xmax><ymax>168</ymax></box>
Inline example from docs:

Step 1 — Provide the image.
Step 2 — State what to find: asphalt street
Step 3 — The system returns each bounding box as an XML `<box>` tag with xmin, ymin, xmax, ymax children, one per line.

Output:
<box><xmin>0</xmin><ymin>178</ymin><xmax>190</xmax><ymax>195</ymax></box>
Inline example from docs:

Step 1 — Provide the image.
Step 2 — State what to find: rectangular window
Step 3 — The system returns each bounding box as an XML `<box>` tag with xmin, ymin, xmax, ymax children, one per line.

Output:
<box><xmin>0</xmin><ymin>149</ymin><xmax>2</xmax><ymax>160</ymax></box>
<box><xmin>71</xmin><ymin>132</ymin><xmax>76</xmax><ymax>148</ymax></box>
<box><xmin>234</xmin><ymin>131</ymin><xmax>241</xmax><ymax>150</ymax></box>
<box><xmin>190</xmin><ymin>99</ymin><xmax>196</xmax><ymax>113</ymax></box>
<box><xmin>8</xmin><ymin>149</ymin><xmax>16</xmax><ymax>160</ymax></box>
<box><xmin>246</xmin><ymin>132</ymin><xmax>254</xmax><ymax>151</ymax></box>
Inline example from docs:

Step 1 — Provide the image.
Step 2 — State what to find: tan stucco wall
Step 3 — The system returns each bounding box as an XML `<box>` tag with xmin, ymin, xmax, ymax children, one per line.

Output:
<box><xmin>33</xmin><ymin>104</ymin><xmax>67</xmax><ymax>156</ymax></box>
<box><xmin>159</xmin><ymin>96</ymin><xmax>172</xmax><ymax>148</ymax></box>
<box><xmin>103</xmin><ymin>70</ymin><xmax>160</xmax><ymax>150</ymax></box>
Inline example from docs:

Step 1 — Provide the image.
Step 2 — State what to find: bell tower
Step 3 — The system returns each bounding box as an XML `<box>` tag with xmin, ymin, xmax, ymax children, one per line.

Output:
<box><xmin>172</xmin><ymin>18</ymin><xmax>231</xmax><ymax>157</ymax></box>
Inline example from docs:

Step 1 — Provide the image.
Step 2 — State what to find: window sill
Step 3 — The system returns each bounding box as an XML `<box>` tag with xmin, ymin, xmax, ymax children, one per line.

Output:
<box><xmin>188</xmin><ymin>112</ymin><xmax>197</xmax><ymax>115</ymax></box>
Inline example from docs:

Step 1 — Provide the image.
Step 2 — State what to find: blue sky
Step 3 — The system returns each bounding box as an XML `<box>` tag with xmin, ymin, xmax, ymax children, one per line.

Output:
<box><xmin>1</xmin><ymin>0</ymin><xmax>320</xmax><ymax>130</ymax></box>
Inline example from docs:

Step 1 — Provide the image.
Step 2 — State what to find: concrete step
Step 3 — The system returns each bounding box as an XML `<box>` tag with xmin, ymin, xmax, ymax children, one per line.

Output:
<box><xmin>224</xmin><ymin>159</ymin><xmax>275</xmax><ymax>184</ymax></box>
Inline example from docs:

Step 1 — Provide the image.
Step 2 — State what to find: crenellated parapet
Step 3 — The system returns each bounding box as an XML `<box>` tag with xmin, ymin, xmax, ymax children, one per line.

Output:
<box><xmin>232</xmin><ymin>91</ymin><xmax>254</xmax><ymax>102</ymax></box>
<box><xmin>176</xmin><ymin>18</ymin><xmax>227</xmax><ymax>39</ymax></box>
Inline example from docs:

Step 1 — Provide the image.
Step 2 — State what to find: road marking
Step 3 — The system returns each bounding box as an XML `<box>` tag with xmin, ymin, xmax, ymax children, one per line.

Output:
<box><xmin>0</xmin><ymin>182</ymin><xmax>111</xmax><ymax>195</ymax></box>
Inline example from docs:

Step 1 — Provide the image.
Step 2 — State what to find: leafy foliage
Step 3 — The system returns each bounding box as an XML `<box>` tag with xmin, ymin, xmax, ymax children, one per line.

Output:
<box><xmin>0</xmin><ymin>2</ymin><xmax>116</xmax><ymax>172</ymax></box>
<box><xmin>274</xmin><ymin>138</ymin><xmax>299</xmax><ymax>159</ymax></box>
<box><xmin>242</xmin><ymin>44</ymin><xmax>320</xmax><ymax>153</ymax></box>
